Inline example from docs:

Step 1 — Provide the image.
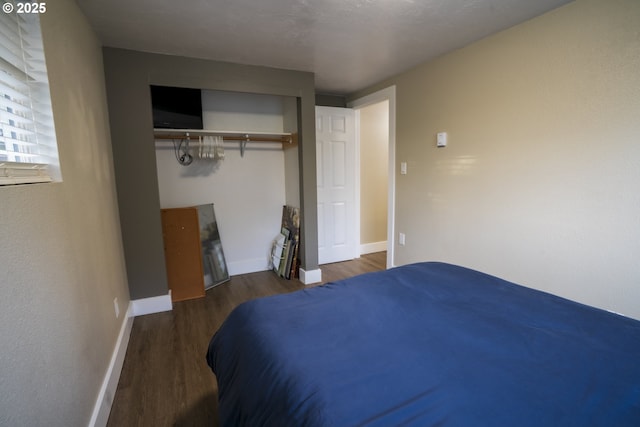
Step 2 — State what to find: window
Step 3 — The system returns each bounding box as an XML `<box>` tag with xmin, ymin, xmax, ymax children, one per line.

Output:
<box><xmin>0</xmin><ymin>2</ymin><xmax>59</xmax><ymax>185</ymax></box>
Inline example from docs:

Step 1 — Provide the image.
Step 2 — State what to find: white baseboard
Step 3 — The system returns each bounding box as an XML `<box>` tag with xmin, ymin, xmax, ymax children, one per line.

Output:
<box><xmin>90</xmin><ymin>291</ymin><xmax>173</xmax><ymax>426</ymax></box>
<box><xmin>360</xmin><ymin>241</ymin><xmax>387</xmax><ymax>255</ymax></box>
<box><xmin>300</xmin><ymin>267</ymin><xmax>322</xmax><ymax>285</ymax></box>
<box><xmin>130</xmin><ymin>292</ymin><xmax>173</xmax><ymax>317</ymax></box>
<box><xmin>89</xmin><ymin>306</ymin><xmax>134</xmax><ymax>427</ymax></box>
<box><xmin>227</xmin><ymin>258</ymin><xmax>270</xmax><ymax>276</ymax></box>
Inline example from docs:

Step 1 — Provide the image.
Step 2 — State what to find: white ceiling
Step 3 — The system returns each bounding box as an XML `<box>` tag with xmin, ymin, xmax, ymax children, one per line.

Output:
<box><xmin>77</xmin><ymin>0</ymin><xmax>572</xmax><ymax>95</ymax></box>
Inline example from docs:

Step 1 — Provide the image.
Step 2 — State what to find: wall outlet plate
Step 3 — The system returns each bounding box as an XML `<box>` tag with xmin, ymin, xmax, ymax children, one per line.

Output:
<box><xmin>437</xmin><ymin>132</ymin><xmax>447</xmax><ymax>147</ymax></box>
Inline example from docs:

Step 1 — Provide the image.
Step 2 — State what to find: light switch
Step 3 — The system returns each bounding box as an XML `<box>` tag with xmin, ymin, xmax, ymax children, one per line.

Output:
<box><xmin>400</xmin><ymin>162</ymin><xmax>407</xmax><ymax>175</ymax></box>
<box><xmin>437</xmin><ymin>132</ymin><xmax>447</xmax><ymax>147</ymax></box>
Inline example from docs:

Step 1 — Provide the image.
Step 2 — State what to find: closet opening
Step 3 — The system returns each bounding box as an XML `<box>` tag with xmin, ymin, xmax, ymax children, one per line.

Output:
<box><xmin>152</xmin><ymin>88</ymin><xmax>301</xmax><ymax>300</ymax></box>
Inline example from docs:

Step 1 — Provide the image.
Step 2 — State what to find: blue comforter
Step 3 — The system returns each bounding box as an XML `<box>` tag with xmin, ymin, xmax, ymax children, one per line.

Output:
<box><xmin>207</xmin><ymin>262</ymin><xmax>640</xmax><ymax>426</ymax></box>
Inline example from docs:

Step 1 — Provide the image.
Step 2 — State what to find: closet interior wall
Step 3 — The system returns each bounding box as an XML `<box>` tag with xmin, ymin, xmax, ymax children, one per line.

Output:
<box><xmin>155</xmin><ymin>90</ymin><xmax>299</xmax><ymax>276</ymax></box>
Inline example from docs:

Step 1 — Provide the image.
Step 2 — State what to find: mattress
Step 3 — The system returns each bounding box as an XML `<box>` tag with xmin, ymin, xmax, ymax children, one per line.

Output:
<box><xmin>207</xmin><ymin>262</ymin><xmax>640</xmax><ymax>426</ymax></box>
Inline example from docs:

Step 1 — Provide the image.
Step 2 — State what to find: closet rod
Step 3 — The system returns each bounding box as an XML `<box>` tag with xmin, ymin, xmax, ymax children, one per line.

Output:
<box><xmin>153</xmin><ymin>129</ymin><xmax>296</xmax><ymax>145</ymax></box>
<box><xmin>153</xmin><ymin>134</ymin><xmax>292</xmax><ymax>144</ymax></box>
<box><xmin>153</xmin><ymin>130</ymin><xmax>298</xmax><ymax>157</ymax></box>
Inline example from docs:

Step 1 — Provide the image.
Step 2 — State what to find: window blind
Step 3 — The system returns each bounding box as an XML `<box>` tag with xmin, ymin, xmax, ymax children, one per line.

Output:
<box><xmin>0</xmin><ymin>4</ymin><xmax>58</xmax><ymax>185</ymax></box>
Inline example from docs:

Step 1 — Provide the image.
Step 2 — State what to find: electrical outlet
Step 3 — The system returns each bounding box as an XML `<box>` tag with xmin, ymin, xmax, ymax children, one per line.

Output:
<box><xmin>113</xmin><ymin>297</ymin><xmax>120</xmax><ymax>318</ymax></box>
<box><xmin>399</xmin><ymin>232</ymin><xmax>406</xmax><ymax>246</ymax></box>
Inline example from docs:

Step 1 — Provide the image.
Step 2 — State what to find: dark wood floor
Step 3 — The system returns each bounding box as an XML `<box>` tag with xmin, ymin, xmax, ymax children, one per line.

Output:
<box><xmin>107</xmin><ymin>252</ymin><xmax>386</xmax><ymax>426</ymax></box>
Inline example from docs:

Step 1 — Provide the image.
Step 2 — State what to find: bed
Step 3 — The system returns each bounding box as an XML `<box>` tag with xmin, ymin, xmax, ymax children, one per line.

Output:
<box><xmin>206</xmin><ymin>262</ymin><xmax>640</xmax><ymax>426</ymax></box>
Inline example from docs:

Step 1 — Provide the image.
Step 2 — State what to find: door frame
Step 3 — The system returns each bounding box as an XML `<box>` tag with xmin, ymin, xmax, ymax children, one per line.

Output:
<box><xmin>348</xmin><ymin>86</ymin><xmax>396</xmax><ymax>269</ymax></box>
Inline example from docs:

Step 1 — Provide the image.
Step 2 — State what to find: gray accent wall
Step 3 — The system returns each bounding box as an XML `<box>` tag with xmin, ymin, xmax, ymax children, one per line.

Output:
<box><xmin>102</xmin><ymin>48</ymin><xmax>318</xmax><ymax>299</ymax></box>
<box><xmin>315</xmin><ymin>93</ymin><xmax>347</xmax><ymax>108</ymax></box>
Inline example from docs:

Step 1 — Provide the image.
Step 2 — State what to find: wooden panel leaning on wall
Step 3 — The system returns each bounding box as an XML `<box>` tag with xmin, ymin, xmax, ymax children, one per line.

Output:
<box><xmin>161</xmin><ymin>207</ymin><xmax>206</xmax><ymax>302</ymax></box>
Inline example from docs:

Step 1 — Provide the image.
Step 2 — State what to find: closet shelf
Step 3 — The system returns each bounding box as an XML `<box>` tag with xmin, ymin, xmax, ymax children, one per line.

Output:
<box><xmin>153</xmin><ymin>128</ymin><xmax>298</xmax><ymax>153</ymax></box>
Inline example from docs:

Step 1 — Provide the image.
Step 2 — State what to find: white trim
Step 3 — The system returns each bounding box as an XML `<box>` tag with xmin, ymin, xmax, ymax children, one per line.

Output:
<box><xmin>0</xmin><ymin>162</ymin><xmax>52</xmax><ymax>186</ymax></box>
<box><xmin>88</xmin><ymin>305</ymin><xmax>134</xmax><ymax>427</ymax></box>
<box><xmin>130</xmin><ymin>292</ymin><xmax>173</xmax><ymax>317</ymax></box>
<box><xmin>89</xmin><ymin>292</ymin><xmax>174</xmax><ymax>426</ymax></box>
<box><xmin>360</xmin><ymin>241</ymin><xmax>387</xmax><ymax>255</ymax></box>
<box><xmin>348</xmin><ymin>86</ymin><xmax>397</xmax><ymax>269</ymax></box>
<box><xmin>299</xmin><ymin>268</ymin><xmax>322</xmax><ymax>285</ymax></box>
<box><xmin>354</xmin><ymin>109</ymin><xmax>362</xmax><ymax>259</ymax></box>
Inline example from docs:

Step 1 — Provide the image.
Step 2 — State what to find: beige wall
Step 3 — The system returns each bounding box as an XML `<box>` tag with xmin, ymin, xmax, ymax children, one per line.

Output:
<box><xmin>0</xmin><ymin>0</ymin><xmax>130</xmax><ymax>425</ymax></box>
<box><xmin>351</xmin><ymin>0</ymin><xmax>640</xmax><ymax>319</ymax></box>
<box><xmin>359</xmin><ymin>101</ymin><xmax>389</xmax><ymax>245</ymax></box>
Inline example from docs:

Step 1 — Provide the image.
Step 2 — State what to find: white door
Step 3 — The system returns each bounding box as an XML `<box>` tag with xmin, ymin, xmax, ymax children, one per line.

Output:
<box><xmin>316</xmin><ymin>106</ymin><xmax>356</xmax><ymax>265</ymax></box>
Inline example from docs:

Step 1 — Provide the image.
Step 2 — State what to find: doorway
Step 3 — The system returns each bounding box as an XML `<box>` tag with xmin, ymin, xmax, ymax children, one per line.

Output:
<box><xmin>350</xmin><ymin>86</ymin><xmax>396</xmax><ymax>269</ymax></box>
<box><xmin>356</xmin><ymin>100</ymin><xmax>389</xmax><ymax>255</ymax></box>
<box><xmin>315</xmin><ymin>87</ymin><xmax>396</xmax><ymax>269</ymax></box>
